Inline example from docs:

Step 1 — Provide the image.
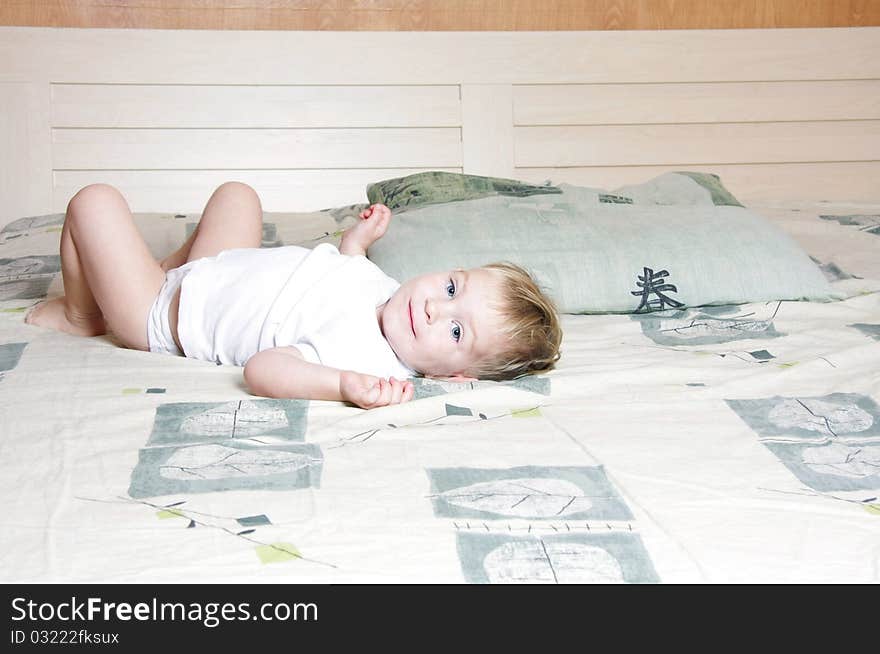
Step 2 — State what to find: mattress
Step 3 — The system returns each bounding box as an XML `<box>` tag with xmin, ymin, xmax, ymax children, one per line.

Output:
<box><xmin>1</xmin><ymin>201</ymin><xmax>878</xmax><ymax>583</ymax></box>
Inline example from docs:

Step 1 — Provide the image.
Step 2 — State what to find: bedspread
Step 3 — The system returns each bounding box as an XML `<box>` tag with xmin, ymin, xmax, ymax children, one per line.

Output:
<box><xmin>1</xmin><ymin>202</ymin><xmax>878</xmax><ymax>583</ymax></box>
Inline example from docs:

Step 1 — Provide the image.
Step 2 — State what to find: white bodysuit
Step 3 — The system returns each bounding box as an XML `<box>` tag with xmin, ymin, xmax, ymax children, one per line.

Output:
<box><xmin>153</xmin><ymin>243</ymin><xmax>414</xmax><ymax>380</ymax></box>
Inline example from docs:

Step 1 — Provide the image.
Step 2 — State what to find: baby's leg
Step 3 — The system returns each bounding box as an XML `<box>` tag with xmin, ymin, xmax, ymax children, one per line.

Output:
<box><xmin>160</xmin><ymin>182</ymin><xmax>263</xmax><ymax>269</ymax></box>
<box><xmin>26</xmin><ymin>184</ymin><xmax>166</xmax><ymax>350</ymax></box>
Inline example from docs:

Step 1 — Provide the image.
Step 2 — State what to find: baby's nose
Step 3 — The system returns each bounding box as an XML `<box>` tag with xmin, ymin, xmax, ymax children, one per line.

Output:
<box><xmin>425</xmin><ymin>298</ymin><xmax>446</xmax><ymax>324</ymax></box>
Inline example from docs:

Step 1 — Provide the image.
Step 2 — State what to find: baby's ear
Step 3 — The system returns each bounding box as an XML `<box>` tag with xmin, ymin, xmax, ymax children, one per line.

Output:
<box><xmin>428</xmin><ymin>373</ymin><xmax>478</xmax><ymax>383</ymax></box>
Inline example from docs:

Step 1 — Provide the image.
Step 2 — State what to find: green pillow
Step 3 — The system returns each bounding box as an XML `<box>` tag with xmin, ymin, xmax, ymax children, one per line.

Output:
<box><xmin>366</xmin><ymin>171</ymin><xmax>838</xmax><ymax>314</ymax></box>
<box><xmin>366</xmin><ymin>170</ymin><xmax>563</xmax><ymax>213</ymax></box>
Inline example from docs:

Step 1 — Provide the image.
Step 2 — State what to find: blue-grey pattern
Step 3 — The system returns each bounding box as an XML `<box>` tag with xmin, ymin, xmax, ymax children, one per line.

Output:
<box><xmin>761</xmin><ymin>440</ymin><xmax>880</xmax><ymax>492</ymax></box>
<box><xmin>819</xmin><ymin>214</ymin><xmax>880</xmax><ymax>236</ymax></box>
<box><xmin>411</xmin><ymin>375</ymin><xmax>551</xmax><ymax>400</ymax></box>
<box><xmin>633</xmin><ymin>303</ymin><xmax>782</xmax><ymax>346</ymax></box>
<box><xmin>427</xmin><ymin>466</ymin><xmax>633</xmax><ymax>521</ymax></box>
<box><xmin>727</xmin><ymin>393</ymin><xmax>880</xmax><ymax>492</ymax></box>
<box><xmin>850</xmin><ymin>323</ymin><xmax>880</xmax><ymax>341</ymax></box>
<box><xmin>236</xmin><ymin>514</ymin><xmax>272</xmax><ymax>527</ymax></box>
<box><xmin>810</xmin><ymin>256</ymin><xmax>859</xmax><ymax>282</ymax></box>
<box><xmin>503</xmin><ymin>375</ymin><xmax>552</xmax><ymax>395</ymax></box>
<box><xmin>598</xmin><ymin>193</ymin><xmax>634</xmax><ymax>204</ymax></box>
<box><xmin>726</xmin><ymin>393</ymin><xmax>880</xmax><ymax>442</ymax></box>
<box><xmin>456</xmin><ymin>532</ymin><xmax>659</xmax><ymax>584</ymax></box>
<box><xmin>0</xmin><ymin>342</ymin><xmax>27</xmax><ymax>375</ymax></box>
<box><xmin>0</xmin><ymin>255</ymin><xmax>61</xmax><ymax>300</ymax></box>
<box><xmin>444</xmin><ymin>403</ymin><xmax>472</xmax><ymax>417</ymax></box>
<box><xmin>128</xmin><ymin>440</ymin><xmax>323</xmax><ymax>498</ymax></box>
<box><xmin>0</xmin><ymin>214</ymin><xmax>64</xmax><ymax>242</ymax></box>
<box><xmin>147</xmin><ymin>399</ymin><xmax>309</xmax><ymax>447</ymax></box>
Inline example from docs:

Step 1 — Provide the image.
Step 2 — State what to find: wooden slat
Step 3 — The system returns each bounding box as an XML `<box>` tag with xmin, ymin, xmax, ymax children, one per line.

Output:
<box><xmin>514</xmin><ymin>81</ymin><xmax>880</xmax><ymax>125</ymax></box>
<box><xmin>0</xmin><ymin>81</ymin><xmax>52</xmax><ymax>227</ymax></box>
<box><xmin>53</xmin><ymin>168</ymin><xmax>463</xmax><ymax>213</ymax></box>
<box><xmin>51</xmin><ymin>84</ymin><xmax>462</xmax><ymax>128</ymax></box>
<box><xmin>516</xmin><ymin>121</ymin><xmax>880</xmax><ymax>167</ymax></box>
<box><xmin>3</xmin><ymin>27</ymin><xmax>879</xmax><ymax>84</ymax></box>
<box><xmin>514</xmin><ymin>162</ymin><xmax>880</xmax><ymax>204</ymax></box>
<box><xmin>461</xmin><ymin>84</ymin><xmax>515</xmax><ymax>178</ymax></box>
<box><xmin>52</xmin><ymin>127</ymin><xmax>462</xmax><ymax>169</ymax></box>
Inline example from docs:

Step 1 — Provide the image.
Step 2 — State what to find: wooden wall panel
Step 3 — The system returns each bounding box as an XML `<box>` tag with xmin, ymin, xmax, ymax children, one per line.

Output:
<box><xmin>52</xmin><ymin>126</ymin><xmax>463</xmax><ymax>169</ymax></box>
<box><xmin>42</xmin><ymin>79</ymin><xmax>465</xmax><ymax>212</ymax></box>
<box><xmin>51</xmin><ymin>84</ymin><xmax>462</xmax><ymax>128</ymax></box>
<box><xmin>2</xmin><ymin>26</ymin><xmax>878</xmax><ymax>221</ymax></box>
<box><xmin>513</xmin><ymin>78</ymin><xmax>880</xmax><ymax>205</ymax></box>
<box><xmin>516</xmin><ymin>122</ymin><xmax>880</xmax><ymax>167</ymax></box>
<box><xmin>0</xmin><ymin>81</ymin><xmax>53</xmax><ymax>226</ymax></box>
<box><xmin>514</xmin><ymin>81</ymin><xmax>880</xmax><ymax>125</ymax></box>
<box><xmin>2</xmin><ymin>1</ymin><xmax>879</xmax><ymax>31</ymax></box>
<box><xmin>5</xmin><ymin>28</ymin><xmax>879</xmax><ymax>84</ymax></box>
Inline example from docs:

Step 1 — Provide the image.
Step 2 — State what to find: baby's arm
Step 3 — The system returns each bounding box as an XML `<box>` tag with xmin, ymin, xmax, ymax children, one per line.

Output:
<box><xmin>243</xmin><ymin>346</ymin><xmax>414</xmax><ymax>409</ymax></box>
<box><xmin>339</xmin><ymin>203</ymin><xmax>392</xmax><ymax>257</ymax></box>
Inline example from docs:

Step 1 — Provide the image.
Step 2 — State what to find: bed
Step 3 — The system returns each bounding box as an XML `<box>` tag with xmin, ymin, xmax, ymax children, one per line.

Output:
<box><xmin>1</xmin><ymin>26</ymin><xmax>879</xmax><ymax>583</ymax></box>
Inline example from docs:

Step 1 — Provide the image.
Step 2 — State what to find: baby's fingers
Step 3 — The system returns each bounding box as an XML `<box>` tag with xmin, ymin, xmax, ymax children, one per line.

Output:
<box><xmin>357</xmin><ymin>377</ymin><xmax>414</xmax><ymax>409</ymax></box>
<box><xmin>361</xmin><ymin>381</ymin><xmax>381</xmax><ymax>406</ymax></box>
<box><xmin>402</xmin><ymin>380</ymin><xmax>415</xmax><ymax>403</ymax></box>
<box><xmin>386</xmin><ymin>377</ymin><xmax>407</xmax><ymax>404</ymax></box>
<box><xmin>370</xmin><ymin>377</ymin><xmax>393</xmax><ymax>407</ymax></box>
<box><xmin>373</xmin><ymin>204</ymin><xmax>391</xmax><ymax>222</ymax></box>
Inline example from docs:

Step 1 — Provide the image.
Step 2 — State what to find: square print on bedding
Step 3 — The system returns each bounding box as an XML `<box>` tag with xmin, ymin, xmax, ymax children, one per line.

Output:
<box><xmin>130</xmin><ymin>399</ymin><xmax>317</xmax><ymax>497</ymax></box>
<box><xmin>426</xmin><ymin>465</ymin><xmax>632</xmax><ymax>521</ymax></box>
<box><xmin>0</xmin><ymin>342</ymin><xmax>27</xmax><ymax>380</ymax></box>
<box><xmin>726</xmin><ymin>393</ymin><xmax>880</xmax><ymax>493</ymax></box>
<box><xmin>632</xmin><ymin>302</ymin><xmax>783</xmax><ymax>346</ymax></box>
<box><xmin>147</xmin><ymin>399</ymin><xmax>309</xmax><ymax>446</ymax></box>
<box><xmin>128</xmin><ymin>440</ymin><xmax>323</xmax><ymax>498</ymax></box>
<box><xmin>456</xmin><ymin>532</ymin><xmax>659</xmax><ymax>584</ymax></box>
<box><xmin>0</xmin><ymin>255</ymin><xmax>60</xmax><ymax>300</ymax></box>
<box><xmin>0</xmin><ymin>214</ymin><xmax>64</xmax><ymax>242</ymax></box>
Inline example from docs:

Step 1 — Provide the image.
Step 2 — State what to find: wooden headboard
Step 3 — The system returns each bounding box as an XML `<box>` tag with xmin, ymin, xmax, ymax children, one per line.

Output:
<box><xmin>1</xmin><ymin>26</ymin><xmax>878</xmax><ymax>227</ymax></box>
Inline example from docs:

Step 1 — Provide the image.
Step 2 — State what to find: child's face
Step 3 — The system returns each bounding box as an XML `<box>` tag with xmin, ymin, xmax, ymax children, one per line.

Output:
<box><xmin>377</xmin><ymin>268</ymin><xmax>506</xmax><ymax>381</ymax></box>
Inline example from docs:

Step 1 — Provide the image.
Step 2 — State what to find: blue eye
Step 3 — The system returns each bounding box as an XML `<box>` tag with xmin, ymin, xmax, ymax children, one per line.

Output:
<box><xmin>446</xmin><ymin>279</ymin><xmax>456</xmax><ymax>297</ymax></box>
<box><xmin>451</xmin><ymin>322</ymin><xmax>462</xmax><ymax>342</ymax></box>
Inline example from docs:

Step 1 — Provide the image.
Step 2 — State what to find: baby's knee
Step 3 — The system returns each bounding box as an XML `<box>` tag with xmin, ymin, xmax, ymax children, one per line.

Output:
<box><xmin>213</xmin><ymin>181</ymin><xmax>261</xmax><ymax>209</ymax></box>
<box><xmin>67</xmin><ymin>183</ymin><xmax>126</xmax><ymax>219</ymax></box>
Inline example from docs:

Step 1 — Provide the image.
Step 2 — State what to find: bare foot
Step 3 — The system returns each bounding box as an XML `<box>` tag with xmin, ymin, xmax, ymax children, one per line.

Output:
<box><xmin>25</xmin><ymin>297</ymin><xmax>106</xmax><ymax>337</ymax></box>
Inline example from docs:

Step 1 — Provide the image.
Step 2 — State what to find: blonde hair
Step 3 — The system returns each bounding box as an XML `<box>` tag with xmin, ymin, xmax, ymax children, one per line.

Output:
<box><xmin>467</xmin><ymin>262</ymin><xmax>562</xmax><ymax>381</ymax></box>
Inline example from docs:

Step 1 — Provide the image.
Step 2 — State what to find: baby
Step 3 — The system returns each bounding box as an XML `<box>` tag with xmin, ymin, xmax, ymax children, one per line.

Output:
<box><xmin>26</xmin><ymin>182</ymin><xmax>562</xmax><ymax>408</ymax></box>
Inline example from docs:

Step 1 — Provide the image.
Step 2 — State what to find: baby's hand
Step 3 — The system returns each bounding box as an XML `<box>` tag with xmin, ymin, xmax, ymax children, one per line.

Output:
<box><xmin>339</xmin><ymin>370</ymin><xmax>414</xmax><ymax>409</ymax></box>
<box><xmin>339</xmin><ymin>203</ymin><xmax>392</xmax><ymax>255</ymax></box>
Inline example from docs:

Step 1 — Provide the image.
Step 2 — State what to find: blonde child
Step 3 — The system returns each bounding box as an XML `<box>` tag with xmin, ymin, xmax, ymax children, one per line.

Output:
<box><xmin>26</xmin><ymin>182</ymin><xmax>562</xmax><ymax>408</ymax></box>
